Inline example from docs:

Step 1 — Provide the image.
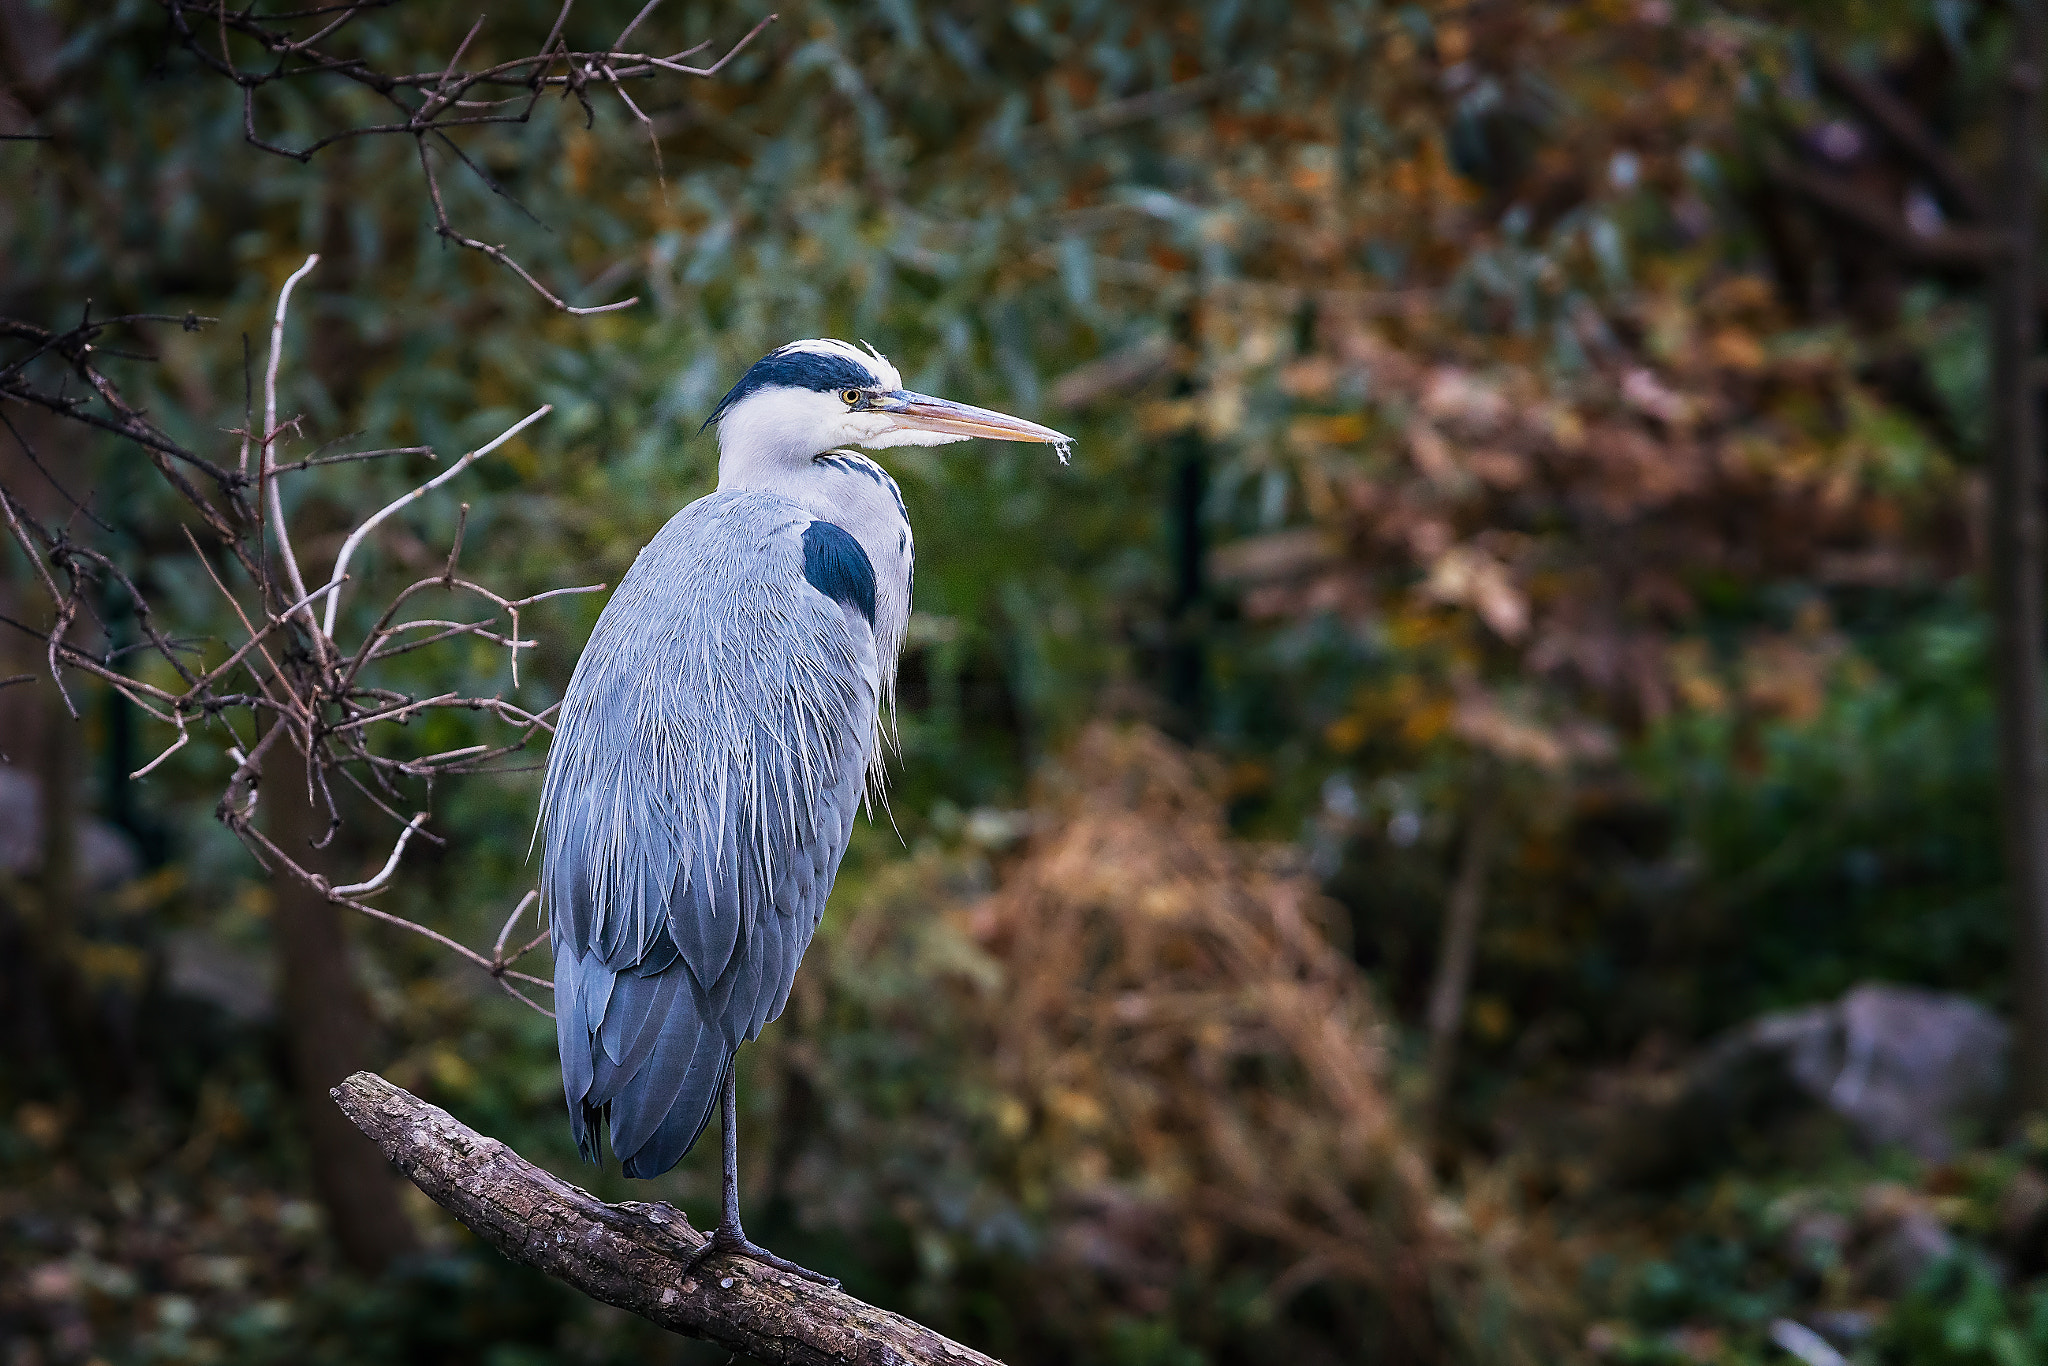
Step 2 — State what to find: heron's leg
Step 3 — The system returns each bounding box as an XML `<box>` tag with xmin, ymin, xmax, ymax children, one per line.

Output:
<box><xmin>718</xmin><ymin>1062</ymin><xmax>743</xmax><ymax>1230</ymax></box>
<box><xmin>677</xmin><ymin>1058</ymin><xmax>840</xmax><ymax>1289</ymax></box>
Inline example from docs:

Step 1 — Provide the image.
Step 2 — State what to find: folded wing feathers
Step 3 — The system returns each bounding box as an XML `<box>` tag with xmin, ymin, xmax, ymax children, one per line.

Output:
<box><xmin>540</xmin><ymin>491</ymin><xmax>879</xmax><ymax>1176</ymax></box>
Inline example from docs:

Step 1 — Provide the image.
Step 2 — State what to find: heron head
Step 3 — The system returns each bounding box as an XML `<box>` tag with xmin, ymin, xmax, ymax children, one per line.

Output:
<box><xmin>705</xmin><ymin>339</ymin><xmax>1071</xmax><ymax>467</ymax></box>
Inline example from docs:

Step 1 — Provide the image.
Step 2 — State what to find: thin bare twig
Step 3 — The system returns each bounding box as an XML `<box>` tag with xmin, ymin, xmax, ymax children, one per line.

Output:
<box><xmin>320</xmin><ymin>404</ymin><xmax>551</xmax><ymax>637</ymax></box>
<box><xmin>492</xmin><ymin>889</ymin><xmax>542</xmax><ymax>960</ymax></box>
<box><xmin>150</xmin><ymin>1</ymin><xmax>775</xmax><ymax>313</ymax></box>
<box><xmin>130</xmin><ymin>713</ymin><xmax>191</xmax><ymax>779</ymax></box>
<box><xmin>0</xmin><ymin>486</ymin><xmax>79</xmax><ymax>716</ymax></box>
<box><xmin>0</xmin><ymin>3</ymin><xmax>762</xmax><ymax>1023</ymax></box>
<box><xmin>262</xmin><ymin>254</ymin><xmax>322</xmax><ymax>624</ymax></box>
<box><xmin>331</xmin><ymin>811</ymin><xmax>429</xmax><ymax>895</ymax></box>
<box><xmin>270</xmin><ymin>444</ymin><xmax>434</xmax><ymax>473</ymax></box>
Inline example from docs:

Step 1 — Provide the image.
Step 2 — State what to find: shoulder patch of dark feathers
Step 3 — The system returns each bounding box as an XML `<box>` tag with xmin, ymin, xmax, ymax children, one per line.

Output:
<box><xmin>800</xmin><ymin>521</ymin><xmax>877</xmax><ymax>627</ymax></box>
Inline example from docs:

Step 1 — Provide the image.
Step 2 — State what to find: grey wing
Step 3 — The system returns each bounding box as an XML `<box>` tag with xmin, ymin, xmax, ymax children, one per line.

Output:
<box><xmin>540</xmin><ymin>492</ymin><xmax>879</xmax><ymax>1178</ymax></box>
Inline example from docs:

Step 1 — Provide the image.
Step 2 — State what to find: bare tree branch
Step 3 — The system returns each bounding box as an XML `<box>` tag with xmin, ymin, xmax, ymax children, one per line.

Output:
<box><xmin>330</xmin><ymin>811</ymin><xmax>429</xmax><ymax>895</ymax></box>
<box><xmin>321</xmin><ymin>404</ymin><xmax>552</xmax><ymax>636</ymax></box>
<box><xmin>332</xmin><ymin>1072</ymin><xmax>1003</xmax><ymax>1366</ymax></box>
<box><xmin>1816</xmin><ymin>52</ymin><xmax>1991</xmax><ymax>223</ymax></box>
<box><xmin>0</xmin><ymin>262</ymin><xmax>597</xmax><ymax>1015</ymax></box>
<box><xmin>262</xmin><ymin>253</ymin><xmax>323</xmax><ymax>627</ymax></box>
<box><xmin>2</xmin><ymin>5</ymin><xmax>777</xmax><ymax>476</ymax></box>
<box><xmin>152</xmin><ymin>0</ymin><xmax>777</xmax><ymax>313</ymax></box>
<box><xmin>1765</xmin><ymin>157</ymin><xmax>2009</xmax><ymax>268</ymax></box>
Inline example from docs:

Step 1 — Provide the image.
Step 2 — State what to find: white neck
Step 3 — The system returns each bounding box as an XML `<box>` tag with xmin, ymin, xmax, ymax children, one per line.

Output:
<box><xmin>714</xmin><ymin>388</ymin><xmax>852</xmax><ymax>487</ymax></box>
<box><xmin>716</xmin><ymin>444</ymin><xmax>915</xmax><ymax>716</ymax></box>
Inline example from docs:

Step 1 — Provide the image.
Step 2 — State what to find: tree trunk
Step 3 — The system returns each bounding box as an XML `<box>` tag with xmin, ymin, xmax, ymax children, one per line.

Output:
<box><xmin>268</xmin><ymin>743</ymin><xmax>419</xmax><ymax>1271</ymax></box>
<box><xmin>1993</xmin><ymin>2</ymin><xmax>2048</xmax><ymax>1120</ymax></box>
<box><xmin>1422</xmin><ymin>788</ymin><xmax>1500</xmax><ymax>1145</ymax></box>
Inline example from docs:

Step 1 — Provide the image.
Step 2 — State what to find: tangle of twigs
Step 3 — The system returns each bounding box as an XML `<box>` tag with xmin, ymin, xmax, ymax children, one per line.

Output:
<box><xmin>1</xmin><ymin>256</ymin><xmax>608</xmax><ymax>1016</ymax></box>
<box><xmin>0</xmin><ymin>4</ymin><xmax>776</xmax><ymax>1010</ymax></box>
<box><xmin>157</xmin><ymin>0</ymin><xmax>777</xmax><ymax>314</ymax></box>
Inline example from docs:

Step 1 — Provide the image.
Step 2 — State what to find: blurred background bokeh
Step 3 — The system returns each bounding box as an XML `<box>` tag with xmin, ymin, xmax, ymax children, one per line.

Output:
<box><xmin>3</xmin><ymin>1</ymin><xmax>2045</xmax><ymax>1361</ymax></box>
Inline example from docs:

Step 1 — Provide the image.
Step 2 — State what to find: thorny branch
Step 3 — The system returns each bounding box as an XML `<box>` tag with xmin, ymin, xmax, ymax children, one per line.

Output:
<box><xmin>0</xmin><ymin>257</ymin><xmax>601</xmax><ymax>1015</ymax></box>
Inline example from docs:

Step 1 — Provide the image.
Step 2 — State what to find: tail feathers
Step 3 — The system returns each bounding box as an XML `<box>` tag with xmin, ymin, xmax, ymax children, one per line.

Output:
<box><xmin>617</xmin><ymin>1024</ymin><xmax>731</xmax><ymax>1178</ymax></box>
<box><xmin>559</xmin><ymin>945</ymin><xmax>734</xmax><ymax>1175</ymax></box>
<box><xmin>570</xmin><ymin>1028</ymin><xmax>729</xmax><ymax>1175</ymax></box>
<box><xmin>574</xmin><ymin>1101</ymin><xmax>604</xmax><ymax>1164</ymax></box>
<box><xmin>556</xmin><ymin>948</ymin><xmax>600</xmax><ymax>1161</ymax></box>
<box><xmin>624</xmin><ymin>1047</ymin><xmax>731</xmax><ymax>1179</ymax></box>
<box><xmin>600</xmin><ymin>967</ymin><xmax>733</xmax><ymax>1176</ymax></box>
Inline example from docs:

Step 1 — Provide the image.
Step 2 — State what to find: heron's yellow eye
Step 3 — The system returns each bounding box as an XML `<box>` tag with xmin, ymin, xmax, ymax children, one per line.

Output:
<box><xmin>842</xmin><ymin>389</ymin><xmax>862</xmax><ymax>406</ymax></box>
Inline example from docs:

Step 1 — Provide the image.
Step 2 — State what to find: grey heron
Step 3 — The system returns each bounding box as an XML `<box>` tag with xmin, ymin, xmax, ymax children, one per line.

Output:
<box><xmin>539</xmin><ymin>339</ymin><xmax>1069</xmax><ymax>1284</ymax></box>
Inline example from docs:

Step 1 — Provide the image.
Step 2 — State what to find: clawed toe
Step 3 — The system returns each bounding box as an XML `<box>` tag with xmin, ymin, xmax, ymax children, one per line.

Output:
<box><xmin>731</xmin><ymin>1235</ymin><xmax>839</xmax><ymax>1287</ymax></box>
<box><xmin>673</xmin><ymin>1069</ymin><xmax>841</xmax><ymax>1291</ymax></box>
<box><xmin>682</xmin><ymin>1226</ymin><xmax>839</xmax><ymax>1289</ymax></box>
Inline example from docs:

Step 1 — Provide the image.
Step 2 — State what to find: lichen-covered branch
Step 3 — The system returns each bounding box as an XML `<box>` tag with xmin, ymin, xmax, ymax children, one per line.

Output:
<box><xmin>330</xmin><ymin>1072</ymin><xmax>1002</xmax><ymax>1366</ymax></box>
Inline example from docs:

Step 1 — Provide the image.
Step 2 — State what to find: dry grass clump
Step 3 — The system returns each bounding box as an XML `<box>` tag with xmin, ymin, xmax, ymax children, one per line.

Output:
<box><xmin>772</xmin><ymin>724</ymin><xmax>1531</xmax><ymax>1362</ymax></box>
<box><xmin>970</xmin><ymin>726</ymin><xmax>1443</xmax><ymax>1323</ymax></box>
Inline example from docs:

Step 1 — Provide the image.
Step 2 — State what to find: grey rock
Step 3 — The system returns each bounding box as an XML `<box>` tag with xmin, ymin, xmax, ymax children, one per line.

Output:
<box><xmin>1685</xmin><ymin>983</ymin><xmax>2005</xmax><ymax>1162</ymax></box>
<box><xmin>1616</xmin><ymin>983</ymin><xmax>2007</xmax><ymax>1180</ymax></box>
<box><xmin>1783</xmin><ymin>985</ymin><xmax>2006</xmax><ymax>1160</ymax></box>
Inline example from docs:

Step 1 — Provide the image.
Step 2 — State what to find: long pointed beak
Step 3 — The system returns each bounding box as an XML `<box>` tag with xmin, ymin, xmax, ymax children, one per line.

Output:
<box><xmin>877</xmin><ymin>391</ymin><xmax>1072</xmax><ymax>447</ymax></box>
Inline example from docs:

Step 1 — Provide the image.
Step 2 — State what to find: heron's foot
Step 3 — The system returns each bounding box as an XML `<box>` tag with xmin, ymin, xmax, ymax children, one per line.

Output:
<box><xmin>680</xmin><ymin>1221</ymin><xmax>840</xmax><ymax>1289</ymax></box>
